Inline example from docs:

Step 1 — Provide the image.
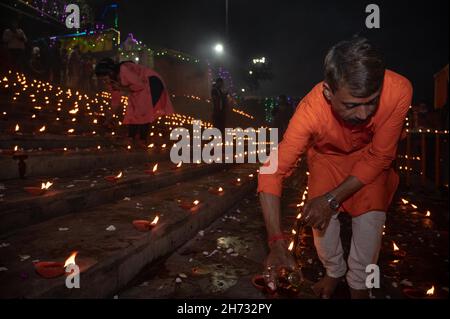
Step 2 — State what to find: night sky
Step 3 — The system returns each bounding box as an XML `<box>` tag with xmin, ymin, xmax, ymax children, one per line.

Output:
<box><xmin>46</xmin><ymin>1</ymin><xmax>450</xmax><ymax>103</ymax></box>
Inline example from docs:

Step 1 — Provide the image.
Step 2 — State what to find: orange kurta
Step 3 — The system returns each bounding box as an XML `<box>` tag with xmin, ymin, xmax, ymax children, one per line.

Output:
<box><xmin>110</xmin><ymin>62</ymin><xmax>174</xmax><ymax>125</ymax></box>
<box><xmin>257</xmin><ymin>69</ymin><xmax>413</xmax><ymax>217</ymax></box>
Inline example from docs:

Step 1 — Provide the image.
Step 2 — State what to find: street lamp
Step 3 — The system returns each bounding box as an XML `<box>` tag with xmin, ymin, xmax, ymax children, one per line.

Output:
<box><xmin>214</xmin><ymin>43</ymin><xmax>224</xmax><ymax>55</ymax></box>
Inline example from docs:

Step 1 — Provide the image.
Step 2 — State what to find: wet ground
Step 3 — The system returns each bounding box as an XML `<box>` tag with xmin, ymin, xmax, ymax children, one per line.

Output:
<box><xmin>117</xmin><ymin>167</ymin><xmax>449</xmax><ymax>299</ymax></box>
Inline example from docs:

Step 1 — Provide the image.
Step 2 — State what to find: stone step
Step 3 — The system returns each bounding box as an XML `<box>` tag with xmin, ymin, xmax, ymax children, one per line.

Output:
<box><xmin>0</xmin><ymin>147</ymin><xmax>168</xmax><ymax>180</ymax></box>
<box><xmin>0</xmin><ymin>164</ymin><xmax>258</xmax><ymax>298</ymax></box>
<box><xmin>0</xmin><ymin>134</ymin><xmax>123</xmax><ymax>150</ymax></box>
<box><xmin>0</xmin><ymin>159</ymin><xmax>230</xmax><ymax>234</ymax></box>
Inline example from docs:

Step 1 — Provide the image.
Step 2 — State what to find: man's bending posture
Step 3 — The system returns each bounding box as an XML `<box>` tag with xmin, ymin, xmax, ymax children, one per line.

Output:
<box><xmin>258</xmin><ymin>37</ymin><xmax>412</xmax><ymax>299</ymax></box>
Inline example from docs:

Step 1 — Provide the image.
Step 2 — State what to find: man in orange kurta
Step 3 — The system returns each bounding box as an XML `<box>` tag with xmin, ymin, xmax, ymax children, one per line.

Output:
<box><xmin>258</xmin><ymin>37</ymin><xmax>413</xmax><ymax>298</ymax></box>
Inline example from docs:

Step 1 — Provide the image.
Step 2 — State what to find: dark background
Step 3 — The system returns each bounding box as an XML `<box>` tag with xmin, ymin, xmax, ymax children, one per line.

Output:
<box><xmin>1</xmin><ymin>0</ymin><xmax>448</xmax><ymax>103</ymax></box>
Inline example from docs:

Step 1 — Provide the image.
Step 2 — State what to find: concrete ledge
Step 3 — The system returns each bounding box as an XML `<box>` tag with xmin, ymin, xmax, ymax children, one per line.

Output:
<box><xmin>0</xmin><ymin>135</ymin><xmax>123</xmax><ymax>150</ymax></box>
<box><xmin>0</xmin><ymin>149</ymin><xmax>167</xmax><ymax>180</ymax></box>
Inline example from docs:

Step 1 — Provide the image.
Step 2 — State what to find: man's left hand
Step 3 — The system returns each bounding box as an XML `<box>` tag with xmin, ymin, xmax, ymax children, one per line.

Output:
<box><xmin>302</xmin><ymin>195</ymin><xmax>336</xmax><ymax>231</ymax></box>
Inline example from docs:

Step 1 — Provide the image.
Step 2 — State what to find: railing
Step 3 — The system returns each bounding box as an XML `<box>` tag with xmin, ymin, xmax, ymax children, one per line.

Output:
<box><xmin>397</xmin><ymin>129</ymin><xmax>449</xmax><ymax>189</ymax></box>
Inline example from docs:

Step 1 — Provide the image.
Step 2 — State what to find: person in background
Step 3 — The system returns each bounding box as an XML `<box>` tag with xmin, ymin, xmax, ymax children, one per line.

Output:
<box><xmin>49</xmin><ymin>40</ymin><xmax>62</xmax><ymax>85</ymax></box>
<box><xmin>28</xmin><ymin>46</ymin><xmax>45</xmax><ymax>79</ymax></box>
<box><xmin>94</xmin><ymin>58</ymin><xmax>174</xmax><ymax>149</ymax></box>
<box><xmin>272</xmin><ymin>94</ymin><xmax>293</xmax><ymax>140</ymax></box>
<box><xmin>211</xmin><ymin>78</ymin><xmax>228</xmax><ymax>133</ymax></box>
<box><xmin>2</xmin><ymin>19</ymin><xmax>27</xmax><ymax>72</ymax></box>
<box><xmin>68</xmin><ymin>45</ymin><xmax>82</xmax><ymax>88</ymax></box>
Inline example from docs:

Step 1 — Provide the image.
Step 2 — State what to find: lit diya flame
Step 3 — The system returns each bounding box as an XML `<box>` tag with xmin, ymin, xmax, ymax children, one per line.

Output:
<box><xmin>411</xmin><ymin>204</ymin><xmax>418</xmax><ymax>209</ymax></box>
<box><xmin>209</xmin><ymin>186</ymin><xmax>224</xmax><ymax>195</ymax></box>
<box><xmin>291</xmin><ymin>229</ymin><xmax>297</xmax><ymax>235</ymax></box>
<box><xmin>41</xmin><ymin>181</ymin><xmax>53</xmax><ymax>190</ymax></box>
<box><xmin>15</xmin><ymin>124</ymin><xmax>20</xmax><ymax>132</ymax></box>
<box><xmin>176</xmin><ymin>161</ymin><xmax>182</xmax><ymax>168</ymax></box>
<box><xmin>39</xmin><ymin>125</ymin><xmax>46</xmax><ymax>132</ymax></box>
<box><xmin>193</xmin><ymin>200</ymin><xmax>200</xmax><ymax>206</ymax></box>
<box><xmin>150</xmin><ymin>215</ymin><xmax>159</xmax><ymax>225</ymax></box>
<box><xmin>116</xmin><ymin>172</ymin><xmax>123</xmax><ymax>179</ymax></box>
<box><xmin>425</xmin><ymin>210</ymin><xmax>431</xmax><ymax>217</ymax></box>
<box><xmin>393</xmin><ymin>242</ymin><xmax>400</xmax><ymax>251</ymax></box>
<box><xmin>63</xmin><ymin>251</ymin><xmax>78</xmax><ymax>268</ymax></box>
<box><xmin>288</xmin><ymin>241</ymin><xmax>294</xmax><ymax>251</ymax></box>
<box><xmin>426</xmin><ymin>286</ymin><xmax>435</xmax><ymax>296</ymax></box>
<box><xmin>14</xmin><ymin>145</ymin><xmax>18</xmax><ymax>152</ymax></box>
<box><xmin>145</xmin><ymin>163</ymin><xmax>159</xmax><ymax>175</ymax></box>
<box><xmin>401</xmin><ymin>198</ymin><xmax>409</xmax><ymax>205</ymax></box>
<box><xmin>296</xmin><ymin>213</ymin><xmax>302</xmax><ymax>219</ymax></box>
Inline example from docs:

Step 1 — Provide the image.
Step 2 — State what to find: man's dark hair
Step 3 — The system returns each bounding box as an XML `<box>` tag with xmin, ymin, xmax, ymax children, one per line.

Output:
<box><xmin>95</xmin><ymin>57</ymin><xmax>118</xmax><ymax>77</ymax></box>
<box><xmin>324</xmin><ymin>36</ymin><xmax>385</xmax><ymax>97</ymax></box>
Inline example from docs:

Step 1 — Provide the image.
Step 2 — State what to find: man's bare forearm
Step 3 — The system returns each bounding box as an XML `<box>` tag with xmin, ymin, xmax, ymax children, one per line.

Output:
<box><xmin>259</xmin><ymin>192</ymin><xmax>283</xmax><ymax>238</ymax></box>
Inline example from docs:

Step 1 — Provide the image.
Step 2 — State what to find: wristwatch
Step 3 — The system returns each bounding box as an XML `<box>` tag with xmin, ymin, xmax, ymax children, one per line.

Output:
<box><xmin>324</xmin><ymin>192</ymin><xmax>340</xmax><ymax>211</ymax></box>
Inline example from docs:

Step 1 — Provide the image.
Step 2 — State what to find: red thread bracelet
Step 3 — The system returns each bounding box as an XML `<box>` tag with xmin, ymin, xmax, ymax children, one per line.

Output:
<box><xmin>267</xmin><ymin>233</ymin><xmax>287</xmax><ymax>245</ymax></box>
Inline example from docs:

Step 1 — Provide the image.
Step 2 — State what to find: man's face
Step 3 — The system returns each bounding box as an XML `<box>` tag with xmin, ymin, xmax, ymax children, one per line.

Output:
<box><xmin>323</xmin><ymin>83</ymin><xmax>381</xmax><ymax>126</ymax></box>
<box><xmin>98</xmin><ymin>75</ymin><xmax>120</xmax><ymax>89</ymax></box>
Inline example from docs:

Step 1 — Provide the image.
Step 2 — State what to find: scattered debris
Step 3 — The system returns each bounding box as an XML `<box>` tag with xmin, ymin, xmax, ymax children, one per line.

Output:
<box><xmin>106</xmin><ymin>225</ymin><xmax>116</xmax><ymax>231</ymax></box>
<box><xmin>19</xmin><ymin>255</ymin><xmax>30</xmax><ymax>261</ymax></box>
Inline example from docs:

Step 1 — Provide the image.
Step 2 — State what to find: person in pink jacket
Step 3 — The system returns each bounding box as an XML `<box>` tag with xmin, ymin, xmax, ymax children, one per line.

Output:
<box><xmin>95</xmin><ymin>58</ymin><xmax>174</xmax><ymax>148</ymax></box>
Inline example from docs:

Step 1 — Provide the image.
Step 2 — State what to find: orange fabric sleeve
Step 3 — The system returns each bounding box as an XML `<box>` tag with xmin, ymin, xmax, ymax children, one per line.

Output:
<box><xmin>257</xmin><ymin>99</ymin><xmax>320</xmax><ymax>197</ymax></box>
<box><xmin>350</xmin><ymin>80</ymin><xmax>413</xmax><ymax>184</ymax></box>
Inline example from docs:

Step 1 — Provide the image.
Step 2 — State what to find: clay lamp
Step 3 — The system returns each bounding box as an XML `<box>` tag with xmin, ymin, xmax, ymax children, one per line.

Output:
<box><xmin>392</xmin><ymin>241</ymin><xmax>406</xmax><ymax>258</ymax></box>
<box><xmin>172</xmin><ymin>161</ymin><xmax>182</xmax><ymax>170</ymax></box>
<box><xmin>144</xmin><ymin>163</ymin><xmax>159</xmax><ymax>175</ymax></box>
<box><xmin>230</xmin><ymin>178</ymin><xmax>242</xmax><ymax>186</ymax></box>
<box><xmin>24</xmin><ymin>181</ymin><xmax>53</xmax><ymax>196</ymax></box>
<box><xmin>403</xmin><ymin>285</ymin><xmax>438</xmax><ymax>299</ymax></box>
<box><xmin>34</xmin><ymin>251</ymin><xmax>78</xmax><ymax>279</ymax></box>
<box><xmin>133</xmin><ymin>216</ymin><xmax>159</xmax><ymax>232</ymax></box>
<box><xmin>105</xmin><ymin>171</ymin><xmax>123</xmax><ymax>182</ymax></box>
<box><xmin>179</xmin><ymin>199</ymin><xmax>200</xmax><ymax>212</ymax></box>
<box><xmin>208</xmin><ymin>186</ymin><xmax>224</xmax><ymax>196</ymax></box>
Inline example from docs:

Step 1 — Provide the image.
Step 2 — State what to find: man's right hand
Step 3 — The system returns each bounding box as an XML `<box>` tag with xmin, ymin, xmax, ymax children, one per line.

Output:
<box><xmin>264</xmin><ymin>240</ymin><xmax>297</xmax><ymax>292</ymax></box>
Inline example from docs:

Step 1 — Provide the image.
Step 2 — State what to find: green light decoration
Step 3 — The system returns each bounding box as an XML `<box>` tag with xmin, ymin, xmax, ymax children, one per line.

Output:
<box><xmin>264</xmin><ymin>97</ymin><xmax>276</xmax><ymax>123</ymax></box>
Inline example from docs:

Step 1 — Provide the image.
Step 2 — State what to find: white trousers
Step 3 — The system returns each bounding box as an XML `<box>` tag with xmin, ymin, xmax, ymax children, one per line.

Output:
<box><xmin>312</xmin><ymin>211</ymin><xmax>386</xmax><ymax>290</ymax></box>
